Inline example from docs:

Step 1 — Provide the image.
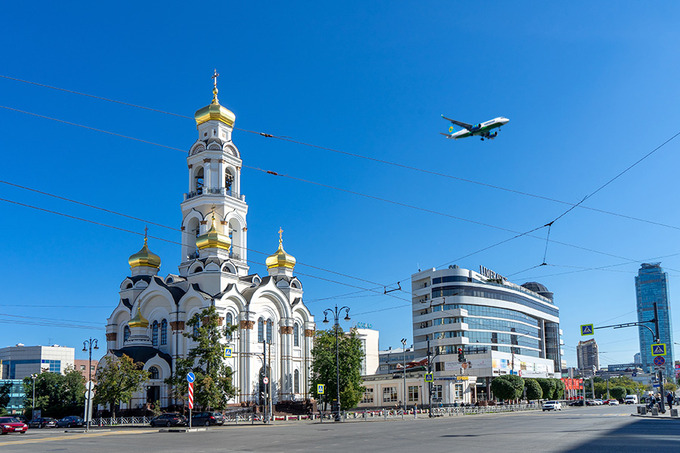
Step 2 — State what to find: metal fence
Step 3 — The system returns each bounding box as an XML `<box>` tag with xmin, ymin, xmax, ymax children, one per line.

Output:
<box><xmin>93</xmin><ymin>416</ymin><xmax>151</xmax><ymax>426</ymax></box>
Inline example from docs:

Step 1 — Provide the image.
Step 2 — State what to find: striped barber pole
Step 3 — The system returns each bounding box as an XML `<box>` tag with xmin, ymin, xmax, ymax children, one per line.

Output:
<box><xmin>188</xmin><ymin>382</ymin><xmax>194</xmax><ymax>409</ymax></box>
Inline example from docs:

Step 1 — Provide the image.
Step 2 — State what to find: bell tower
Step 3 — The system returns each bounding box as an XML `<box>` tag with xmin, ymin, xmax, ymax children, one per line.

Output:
<box><xmin>179</xmin><ymin>70</ymin><xmax>249</xmax><ymax>276</ymax></box>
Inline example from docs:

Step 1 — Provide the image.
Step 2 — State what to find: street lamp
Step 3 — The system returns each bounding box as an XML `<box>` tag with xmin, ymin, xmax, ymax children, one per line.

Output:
<box><xmin>260</xmin><ymin>319</ymin><xmax>273</xmax><ymax>424</ymax></box>
<box><xmin>82</xmin><ymin>338</ymin><xmax>99</xmax><ymax>431</ymax></box>
<box><xmin>400</xmin><ymin>338</ymin><xmax>407</xmax><ymax>411</ymax></box>
<box><xmin>30</xmin><ymin>373</ymin><xmax>37</xmax><ymax>420</ymax></box>
<box><xmin>322</xmin><ymin>305</ymin><xmax>350</xmax><ymax>422</ymax></box>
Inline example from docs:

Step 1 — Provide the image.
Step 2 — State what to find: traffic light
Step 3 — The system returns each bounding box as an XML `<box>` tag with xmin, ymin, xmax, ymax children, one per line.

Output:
<box><xmin>457</xmin><ymin>347</ymin><xmax>465</xmax><ymax>363</ymax></box>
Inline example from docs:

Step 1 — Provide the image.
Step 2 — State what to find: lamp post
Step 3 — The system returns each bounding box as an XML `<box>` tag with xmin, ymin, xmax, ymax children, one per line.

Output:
<box><xmin>30</xmin><ymin>373</ymin><xmax>37</xmax><ymax>420</ymax></box>
<box><xmin>322</xmin><ymin>305</ymin><xmax>350</xmax><ymax>422</ymax></box>
<box><xmin>261</xmin><ymin>320</ymin><xmax>272</xmax><ymax>424</ymax></box>
<box><xmin>82</xmin><ymin>338</ymin><xmax>99</xmax><ymax>431</ymax></box>
<box><xmin>400</xmin><ymin>338</ymin><xmax>407</xmax><ymax>411</ymax></box>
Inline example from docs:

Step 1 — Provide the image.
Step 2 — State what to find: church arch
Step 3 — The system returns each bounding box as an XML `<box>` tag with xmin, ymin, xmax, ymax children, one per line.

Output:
<box><xmin>225</xmin><ymin>167</ymin><xmax>235</xmax><ymax>196</ymax></box>
<box><xmin>149</xmin><ymin>366</ymin><xmax>160</xmax><ymax>380</ymax></box>
<box><xmin>123</xmin><ymin>325</ymin><xmax>131</xmax><ymax>343</ymax></box>
<box><xmin>193</xmin><ymin>166</ymin><xmax>204</xmax><ymax>194</ymax></box>
<box><xmin>222</xmin><ymin>263</ymin><xmax>236</xmax><ymax>274</ymax></box>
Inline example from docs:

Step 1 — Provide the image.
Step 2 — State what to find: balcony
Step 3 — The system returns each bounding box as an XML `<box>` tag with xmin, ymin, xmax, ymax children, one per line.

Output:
<box><xmin>184</xmin><ymin>188</ymin><xmax>245</xmax><ymax>202</ymax></box>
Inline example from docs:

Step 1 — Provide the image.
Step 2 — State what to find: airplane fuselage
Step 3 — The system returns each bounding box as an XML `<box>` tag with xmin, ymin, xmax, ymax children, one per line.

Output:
<box><xmin>444</xmin><ymin>116</ymin><xmax>510</xmax><ymax>140</ymax></box>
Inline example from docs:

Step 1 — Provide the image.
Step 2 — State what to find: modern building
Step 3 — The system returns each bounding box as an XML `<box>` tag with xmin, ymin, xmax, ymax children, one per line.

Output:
<box><xmin>0</xmin><ymin>345</ymin><xmax>75</xmax><ymax>379</ymax></box>
<box><xmin>411</xmin><ymin>265</ymin><xmax>562</xmax><ymax>401</ymax></box>
<box><xmin>634</xmin><ymin>352</ymin><xmax>641</xmax><ymax>364</ymax></box>
<box><xmin>635</xmin><ymin>263</ymin><xmax>674</xmax><ymax>377</ymax></box>
<box><xmin>576</xmin><ymin>339</ymin><xmax>599</xmax><ymax>374</ymax></box>
<box><xmin>0</xmin><ymin>379</ymin><xmax>25</xmax><ymax>414</ymax></box>
<box><xmin>103</xmin><ymin>76</ymin><xmax>315</xmax><ymax>410</ymax></box>
<box><xmin>353</xmin><ymin>327</ymin><xmax>380</xmax><ymax>376</ymax></box>
<box><xmin>379</xmin><ymin>347</ymin><xmax>416</xmax><ymax>374</ymax></box>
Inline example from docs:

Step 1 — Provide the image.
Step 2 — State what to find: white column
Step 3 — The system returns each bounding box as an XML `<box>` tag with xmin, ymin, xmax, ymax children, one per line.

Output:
<box><xmin>203</xmin><ymin>160</ymin><xmax>212</xmax><ymax>191</ymax></box>
<box><xmin>188</xmin><ymin>165</ymin><xmax>194</xmax><ymax>193</ymax></box>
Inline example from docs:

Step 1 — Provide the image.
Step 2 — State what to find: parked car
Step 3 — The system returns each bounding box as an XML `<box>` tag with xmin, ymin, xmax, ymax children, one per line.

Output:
<box><xmin>542</xmin><ymin>401</ymin><xmax>563</xmax><ymax>411</ymax></box>
<box><xmin>29</xmin><ymin>417</ymin><xmax>57</xmax><ymax>428</ymax></box>
<box><xmin>593</xmin><ymin>399</ymin><xmax>604</xmax><ymax>405</ymax></box>
<box><xmin>191</xmin><ymin>411</ymin><xmax>225</xmax><ymax>426</ymax></box>
<box><xmin>150</xmin><ymin>413</ymin><xmax>187</xmax><ymax>427</ymax></box>
<box><xmin>607</xmin><ymin>399</ymin><xmax>620</xmax><ymax>406</ymax></box>
<box><xmin>56</xmin><ymin>416</ymin><xmax>84</xmax><ymax>428</ymax></box>
<box><xmin>0</xmin><ymin>417</ymin><xmax>28</xmax><ymax>434</ymax></box>
<box><xmin>624</xmin><ymin>395</ymin><xmax>638</xmax><ymax>404</ymax></box>
<box><xmin>569</xmin><ymin>400</ymin><xmax>584</xmax><ymax>406</ymax></box>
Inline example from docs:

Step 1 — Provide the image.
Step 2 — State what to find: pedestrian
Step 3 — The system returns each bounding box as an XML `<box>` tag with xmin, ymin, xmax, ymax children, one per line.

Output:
<box><xmin>667</xmin><ymin>392</ymin><xmax>673</xmax><ymax>410</ymax></box>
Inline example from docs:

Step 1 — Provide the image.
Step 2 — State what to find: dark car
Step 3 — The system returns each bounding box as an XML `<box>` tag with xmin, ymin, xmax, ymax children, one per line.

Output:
<box><xmin>0</xmin><ymin>417</ymin><xmax>28</xmax><ymax>434</ymax></box>
<box><xmin>150</xmin><ymin>413</ymin><xmax>187</xmax><ymax>427</ymax></box>
<box><xmin>29</xmin><ymin>417</ymin><xmax>57</xmax><ymax>429</ymax></box>
<box><xmin>191</xmin><ymin>411</ymin><xmax>225</xmax><ymax>426</ymax></box>
<box><xmin>56</xmin><ymin>416</ymin><xmax>84</xmax><ymax>428</ymax></box>
<box><xmin>568</xmin><ymin>400</ymin><xmax>584</xmax><ymax>406</ymax></box>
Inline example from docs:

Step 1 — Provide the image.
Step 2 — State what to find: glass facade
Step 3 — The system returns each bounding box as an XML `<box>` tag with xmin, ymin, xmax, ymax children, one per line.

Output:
<box><xmin>636</xmin><ymin>263</ymin><xmax>674</xmax><ymax>376</ymax></box>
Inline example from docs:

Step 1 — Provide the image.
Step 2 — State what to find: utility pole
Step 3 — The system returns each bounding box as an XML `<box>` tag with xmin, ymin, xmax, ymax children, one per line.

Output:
<box><xmin>322</xmin><ymin>305</ymin><xmax>350</xmax><ymax>422</ymax></box>
<box><xmin>654</xmin><ymin>302</ymin><xmax>666</xmax><ymax>413</ymax></box>
<box><xmin>82</xmin><ymin>338</ymin><xmax>98</xmax><ymax>431</ymax></box>
<box><xmin>427</xmin><ymin>339</ymin><xmax>432</xmax><ymax>417</ymax></box>
<box><xmin>401</xmin><ymin>339</ymin><xmax>407</xmax><ymax>412</ymax></box>
<box><xmin>261</xmin><ymin>324</ymin><xmax>269</xmax><ymax>425</ymax></box>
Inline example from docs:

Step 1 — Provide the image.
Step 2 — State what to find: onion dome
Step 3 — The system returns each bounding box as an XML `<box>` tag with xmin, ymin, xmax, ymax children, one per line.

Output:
<box><xmin>266</xmin><ymin>228</ymin><xmax>296</xmax><ymax>270</ymax></box>
<box><xmin>128</xmin><ymin>234</ymin><xmax>161</xmax><ymax>269</ymax></box>
<box><xmin>194</xmin><ymin>69</ymin><xmax>236</xmax><ymax>127</ymax></box>
<box><xmin>128</xmin><ymin>306</ymin><xmax>149</xmax><ymax>328</ymax></box>
<box><xmin>196</xmin><ymin>214</ymin><xmax>231</xmax><ymax>251</ymax></box>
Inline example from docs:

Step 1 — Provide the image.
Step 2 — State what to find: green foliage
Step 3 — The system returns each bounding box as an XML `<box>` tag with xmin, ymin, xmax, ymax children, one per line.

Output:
<box><xmin>94</xmin><ymin>354</ymin><xmax>149</xmax><ymax>418</ymax></box>
<box><xmin>0</xmin><ymin>382</ymin><xmax>11</xmax><ymax>409</ymax></box>
<box><xmin>524</xmin><ymin>378</ymin><xmax>542</xmax><ymax>400</ymax></box>
<box><xmin>152</xmin><ymin>400</ymin><xmax>162</xmax><ymax>417</ymax></box>
<box><xmin>609</xmin><ymin>386</ymin><xmax>627</xmax><ymax>401</ymax></box>
<box><xmin>310</xmin><ymin>327</ymin><xmax>365</xmax><ymax>411</ymax></box>
<box><xmin>536</xmin><ymin>378</ymin><xmax>556</xmax><ymax>400</ymax></box>
<box><xmin>664</xmin><ymin>382</ymin><xmax>677</xmax><ymax>392</ymax></box>
<box><xmin>491</xmin><ymin>375</ymin><xmax>524</xmax><ymax>401</ymax></box>
<box><xmin>22</xmin><ymin>367</ymin><xmax>85</xmax><ymax>419</ymax></box>
<box><xmin>552</xmin><ymin>378</ymin><xmax>565</xmax><ymax>399</ymax></box>
<box><xmin>167</xmin><ymin>306</ymin><xmax>237</xmax><ymax>410</ymax></box>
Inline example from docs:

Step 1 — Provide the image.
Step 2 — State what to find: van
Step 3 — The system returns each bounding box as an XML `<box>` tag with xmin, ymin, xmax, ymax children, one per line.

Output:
<box><xmin>625</xmin><ymin>395</ymin><xmax>638</xmax><ymax>404</ymax></box>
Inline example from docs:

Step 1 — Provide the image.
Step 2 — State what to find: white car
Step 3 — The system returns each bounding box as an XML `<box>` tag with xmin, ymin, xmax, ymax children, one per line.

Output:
<box><xmin>542</xmin><ymin>401</ymin><xmax>563</xmax><ymax>411</ymax></box>
<box><xmin>607</xmin><ymin>399</ymin><xmax>620</xmax><ymax>406</ymax></box>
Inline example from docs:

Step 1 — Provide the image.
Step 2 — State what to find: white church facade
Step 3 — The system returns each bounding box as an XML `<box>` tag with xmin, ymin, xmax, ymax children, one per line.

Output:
<box><xmin>104</xmin><ymin>75</ymin><xmax>316</xmax><ymax>410</ymax></box>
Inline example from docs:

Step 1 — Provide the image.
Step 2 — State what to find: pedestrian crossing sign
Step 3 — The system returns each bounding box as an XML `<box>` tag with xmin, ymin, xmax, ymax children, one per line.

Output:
<box><xmin>224</xmin><ymin>347</ymin><xmax>233</xmax><ymax>358</ymax></box>
<box><xmin>580</xmin><ymin>324</ymin><xmax>594</xmax><ymax>336</ymax></box>
<box><xmin>651</xmin><ymin>343</ymin><xmax>667</xmax><ymax>356</ymax></box>
<box><xmin>317</xmin><ymin>384</ymin><xmax>325</xmax><ymax>394</ymax></box>
<box><xmin>425</xmin><ymin>373</ymin><xmax>434</xmax><ymax>382</ymax></box>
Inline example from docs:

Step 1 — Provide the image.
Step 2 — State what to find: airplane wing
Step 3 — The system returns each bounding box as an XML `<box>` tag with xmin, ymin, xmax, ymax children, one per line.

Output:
<box><xmin>441</xmin><ymin>115</ymin><xmax>473</xmax><ymax>130</ymax></box>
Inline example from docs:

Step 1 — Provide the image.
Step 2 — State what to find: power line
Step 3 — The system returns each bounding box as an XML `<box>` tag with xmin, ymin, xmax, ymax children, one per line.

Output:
<box><xmin>3</xmin><ymin>74</ymin><xmax>680</xmax><ymax>232</ymax></box>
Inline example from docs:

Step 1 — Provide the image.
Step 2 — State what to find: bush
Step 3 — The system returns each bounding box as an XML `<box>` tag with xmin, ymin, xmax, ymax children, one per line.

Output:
<box><xmin>524</xmin><ymin>379</ymin><xmax>543</xmax><ymax>401</ymax></box>
<box><xmin>491</xmin><ymin>375</ymin><xmax>525</xmax><ymax>401</ymax></box>
<box><xmin>536</xmin><ymin>378</ymin><xmax>556</xmax><ymax>400</ymax></box>
<box><xmin>610</xmin><ymin>386</ymin><xmax>627</xmax><ymax>401</ymax></box>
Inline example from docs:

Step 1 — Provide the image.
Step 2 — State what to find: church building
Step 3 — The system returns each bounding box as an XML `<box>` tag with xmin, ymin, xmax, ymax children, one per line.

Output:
<box><xmin>104</xmin><ymin>74</ymin><xmax>316</xmax><ymax>409</ymax></box>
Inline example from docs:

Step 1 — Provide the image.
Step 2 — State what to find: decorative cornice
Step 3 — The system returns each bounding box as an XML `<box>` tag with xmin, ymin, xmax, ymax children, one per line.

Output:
<box><xmin>106</xmin><ymin>332</ymin><xmax>117</xmax><ymax>341</ymax></box>
<box><xmin>280</xmin><ymin>326</ymin><xmax>293</xmax><ymax>334</ymax></box>
<box><xmin>170</xmin><ymin>321</ymin><xmax>185</xmax><ymax>331</ymax></box>
<box><xmin>240</xmin><ymin>320</ymin><xmax>255</xmax><ymax>330</ymax></box>
<box><xmin>304</xmin><ymin>329</ymin><xmax>315</xmax><ymax>337</ymax></box>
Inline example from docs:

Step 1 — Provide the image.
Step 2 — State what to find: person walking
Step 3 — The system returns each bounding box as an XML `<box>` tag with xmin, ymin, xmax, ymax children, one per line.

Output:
<box><xmin>667</xmin><ymin>392</ymin><xmax>674</xmax><ymax>411</ymax></box>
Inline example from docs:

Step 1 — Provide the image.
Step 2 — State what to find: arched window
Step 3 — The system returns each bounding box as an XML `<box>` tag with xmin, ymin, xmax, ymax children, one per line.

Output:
<box><xmin>266</xmin><ymin>320</ymin><xmax>273</xmax><ymax>344</ymax></box>
<box><xmin>294</xmin><ymin>369</ymin><xmax>300</xmax><ymax>394</ymax></box>
<box><xmin>149</xmin><ymin>366</ymin><xmax>160</xmax><ymax>380</ymax></box>
<box><xmin>258</xmin><ymin>318</ymin><xmax>264</xmax><ymax>343</ymax></box>
<box><xmin>225</xmin><ymin>170</ymin><xmax>234</xmax><ymax>195</ymax></box>
<box><xmin>160</xmin><ymin>319</ymin><xmax>168</xmax><ymax>345</ymax></box>
<box><xmin>293</xmin><ymin>324</ymin><xmax>299</xmax><ymax>347</ymax></box>
<box><xmin>226</xmin><ymin>313</ymin><xmax>233</xmax><ymax>340</ymax></box>
<box><xmin>193</xmin><ymin>322</ymin><xmax>199</xmax><ymax>338</ymax></box>
<box><xmin>152</xmin><ymin>321</ymin><xmax>159</xmax><ymax>347</ymax></box>
<box><xmin>195</xmin><ymin>167</ymin><xmax>204</xmax><ymax>194</ymax></box>
<box><xmin>124</xmin><ymin>325</ymin><xmax>131</xmax><ymax>342</ymax></box>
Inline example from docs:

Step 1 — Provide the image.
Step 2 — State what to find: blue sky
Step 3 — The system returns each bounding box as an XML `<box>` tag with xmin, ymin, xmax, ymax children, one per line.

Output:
<box><xmin>1</xmin><ymin>2</ymin><xmax>680</xmax><ymax>368</ymax></box>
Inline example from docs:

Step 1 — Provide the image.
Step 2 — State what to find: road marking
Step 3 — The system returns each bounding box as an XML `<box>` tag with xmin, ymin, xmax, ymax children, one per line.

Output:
<box><xmin>0</xmin><ymin>429</ymin><xmax>155</xmax><ymax>447</ymax></box>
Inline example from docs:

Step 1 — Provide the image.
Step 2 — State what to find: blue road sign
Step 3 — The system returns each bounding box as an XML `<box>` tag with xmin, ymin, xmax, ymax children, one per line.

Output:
<box><xmin>224</xmin><ymin>347</ymin><xmax>233</xmax><ymax>358</ymax></box>
<box><xmin>425</xmin><ymin>373</ymin><xmax>434</xmax><ymax>382</ymax></box>
<box><xmin>651</xmin><ymin>343</ymin><xmax>667</xmax><ymax>356</ymax></box>
<box><xmin>317</xmin><ymin>384</ymin><xmax>325</xmax><ymax>394</ymax></box>
<box><xmin>653</xmin><ymin>356</ymin><xmax>666</xmax><ymax>366</ymax></box>
<box><xmin>187</xmin><ymin>372</ymin><xmax>195</xmax><ymax>383</ymax></box>
<box><xmin>580</xmin><ymin>324</ymin><xmax>594</xmax><ymax>336</ymax></box>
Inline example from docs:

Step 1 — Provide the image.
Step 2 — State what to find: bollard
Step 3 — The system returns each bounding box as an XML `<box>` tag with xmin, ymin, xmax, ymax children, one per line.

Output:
<box><xmin>672</xmin><ymin>409</ymin><xmax>678</xmax><ymax>417</ymax></box>
<box><xmin>652</xmin><ymin>407</ymin><xmax>659</xmax><ymax>416</ymax></box>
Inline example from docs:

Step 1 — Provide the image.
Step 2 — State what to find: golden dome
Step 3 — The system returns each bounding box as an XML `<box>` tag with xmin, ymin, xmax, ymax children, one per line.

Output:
<box><xmin>128</xmin><ymin>235</ymin><xmax>161</xmax><ymax>269</ymax></box>
<box><xmin>196</xmin><ymin>215</ymin><xmax>231</xmax><ymax>251</ymax></box>
<box><xmin>266</xmin><ymin>228</ymin><xmax>296</xmax><ymax>270</ymax></box>
<box><xmin>128</xmin><ymin>306</ymin><xmax>149</xmax><ymax>328</ymax></box>
<box><xmin>194</xmin><ymin>69</ymin><xmax>236</xmax><ymax>127</ymax></box>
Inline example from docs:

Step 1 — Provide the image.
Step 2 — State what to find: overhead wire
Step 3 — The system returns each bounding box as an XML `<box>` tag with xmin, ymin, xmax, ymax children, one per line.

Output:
<box><xmin>2</xmin><ymin>74</ymin><xmax>680</xmax><ymax>233</ymax></box>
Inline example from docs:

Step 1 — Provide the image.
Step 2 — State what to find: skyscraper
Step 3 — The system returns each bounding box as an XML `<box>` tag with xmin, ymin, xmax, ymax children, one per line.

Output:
<box><xmin>635</xmin><ymin>263</ymin><xmax>674</xmax><ymax>377</ymax></box>
<box><xmin>576</xmin><ymin>339</ymin><xmax>599</xmax><ymax>375</ymax></box>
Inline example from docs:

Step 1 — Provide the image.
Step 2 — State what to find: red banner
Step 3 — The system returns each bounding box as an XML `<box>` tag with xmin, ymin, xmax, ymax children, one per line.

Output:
<box><xmin>188</xmin><ymin>382</ymin><xmax>194</xmax><ymax>409</ymax></box>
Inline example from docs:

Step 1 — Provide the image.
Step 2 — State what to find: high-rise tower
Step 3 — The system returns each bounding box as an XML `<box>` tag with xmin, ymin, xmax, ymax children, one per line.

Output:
<box><xmin>636</xmin><ymin>263</ymin><xmax>674</xmax><ymax>377</ymax></box>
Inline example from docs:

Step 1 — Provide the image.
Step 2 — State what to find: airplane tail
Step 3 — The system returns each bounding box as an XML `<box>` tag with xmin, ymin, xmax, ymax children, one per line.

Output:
<box><xmin>439</xmin><ymin>132</ymin><xmax>453</xmax><ymax>139</ymax></box>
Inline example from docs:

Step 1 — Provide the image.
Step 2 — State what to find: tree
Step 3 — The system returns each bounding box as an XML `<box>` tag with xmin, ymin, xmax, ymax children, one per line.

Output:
<box><xmin>94</xmin><ymin>354</ymin><xmax>149</xmax><ymax>418</ymax></box>
<box><xmin>524</xmin><ymin>378</ymin><xmax>543</xmax><ymax>401</ymax></box>
<box><xmin>22</xmin><ymin>367</ymin><xmax>85</xmax><ymax>419</ymax></box>
<box><xmin>664</xmin><ymin>382</ymin><xmax>677</xmax><ymax>393</ymax></box>
<box><xmin>552</xmin><ymin>378</ymin><xmax>565</xmax><ymax>399</ymax></box>
<box><xmin>536</xmin><ymin>378</ymin><xmax>556</xmax><ymax>400</ymax></box>
<box><xmin>167</xmin><ymin>306</ymin><xmax>236</xmax><ymax>410</ymax></box>
<box><xmin>310</xmin><ymin>327</ymin><xmax>365</xmax><ymax>411</ymax></box>
<box><xmin>609</xmin><ymin>386</ymin><xmax>627</xmax><ymax>401</ymax></box>
<box><xmin>0</xmin><ymin>382</ymin><xmax>12</xmax><ymax>410</ymax></box>
<box><xmin>491</xmin><ymin>375</ymin><xmax>524</xmax><ymax>401</ymax></box>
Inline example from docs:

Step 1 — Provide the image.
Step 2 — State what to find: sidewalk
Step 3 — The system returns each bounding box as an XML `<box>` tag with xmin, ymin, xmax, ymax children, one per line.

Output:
<box><xmin>630</xmin><ymin>406</ymin><xmax>680</xmax><ymax>420</ymax></box>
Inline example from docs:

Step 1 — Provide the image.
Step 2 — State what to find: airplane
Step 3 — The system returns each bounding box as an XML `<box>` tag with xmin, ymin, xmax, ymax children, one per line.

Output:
<box><xmin>441</xmin><ymin>115</ymin><xmax>509</xmax><ymax>141</ymax></box>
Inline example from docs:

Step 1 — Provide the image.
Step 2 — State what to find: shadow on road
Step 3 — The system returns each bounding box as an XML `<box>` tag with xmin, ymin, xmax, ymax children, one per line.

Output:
<box><xmin>561</xmin><ymin>418</ymin><xmax>680</xmax><ymax>452</ymax></box>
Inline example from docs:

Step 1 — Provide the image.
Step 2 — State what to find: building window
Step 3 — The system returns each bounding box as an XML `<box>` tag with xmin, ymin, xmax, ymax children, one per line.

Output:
<box><xmin>80</xmin><ymin>365</ymin><xmax>86</xmax><ymax>371</ymax></box>
<box><xmin>124</xmin><ymin>326</ymin><xmax>131</xmax><ymax>342</ymax></box>
<box><xmin>149</xmin><ymin>366</ymin><xmax>160</xmax><ymax>380</ymax></box>
<box><xmin>266</xmin><ymin>320</ymin><xmax>273</xmax><ymax>344</ymax></box>
<box><xmin>408</xmin><ymin>386</ymin><xmax>419</xmax><ymax>402</ymax></box>
<box><xmin>193</xmin><ymin>323</ymin><xmax>199</xmax><ymax>338</ymax></box>
<box><xmin>383</xmin><ymin>387</ymin><xmax>398</xmax><ymax>403</ymax></box>
<box><xmin>293</xmin><ymin>324</ymin><xmax>299</xmax><ymax>347</ymax></box>
<box><xmin>362</xmin><ymin>388</ymin><xmax>374</xmax><ymax>404</ymax></box>
<box><xmin>433</xmin><ymin>385</ymin><xmax>443</xmax><ymax>402</ymax></box>
<box><xmin>294</xmin><ymin>369</ymin><xmax>300</xmax><ymax>393</ymax></box>
<box><xmin>258</xmin><ymin>318</ymin><xmax>264</xmax><ymax>343</ymax></box>
<box><xmin>152</xmin><ymin>321</ymin><xmax>159</xmax><ymax>347</ymax></box>
<box><xmin>454</xmin><ymin>383</ymin><xmax>464</xmax><ymax>399</ymax></box>
<box><xmin>160</xmin><ymin>319</ymin><xmax>168</xmax><ymax>345</ymax></box>
<box><xmin>226</xmin><ymin>313</ymin><xmax>233</xmax><ymax>340</ymax></box>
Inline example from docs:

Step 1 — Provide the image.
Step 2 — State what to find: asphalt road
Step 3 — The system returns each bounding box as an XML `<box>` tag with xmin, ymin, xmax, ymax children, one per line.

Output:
<box><xmin>1</xmin><ymin>405</ymin><xmax>677</xmax><ymax>452</ymax></box>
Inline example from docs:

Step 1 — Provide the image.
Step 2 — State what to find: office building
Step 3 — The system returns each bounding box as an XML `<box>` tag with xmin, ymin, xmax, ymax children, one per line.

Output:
<box><xmin>74</xmin><ymin>359</ymin><xmax>99</xmax><ymax>382</ymax></box>
<box><xmin>576</xmin><ymin>339</ymin><xmax>599</xmax><ymax>374</ymax></box>
<box><xmin>0</xmin><ymin>379</ymin><xmax>25</xmax><ymax>415</ymax></box>
<box><xmin>0</xmin><ymin>345</ymin><xmax>74</xmax><ymax>379</ymax></box>
<box><xmin>411</xmin><ymin>265</ymin><xmax>562</xmax><ymax>400</ymax></box>
<box><xmin>635</xmin><ymin>263</ymin><xmax>674</xmax><ymax>377</ymax></box>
